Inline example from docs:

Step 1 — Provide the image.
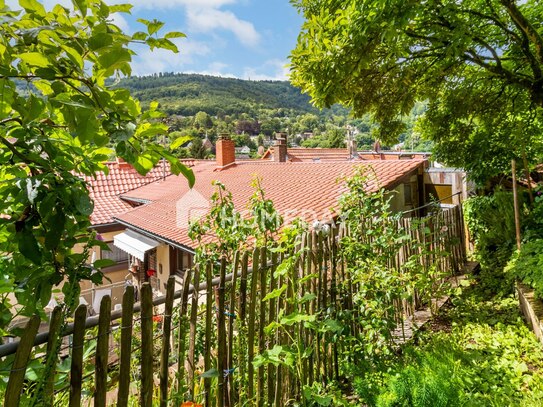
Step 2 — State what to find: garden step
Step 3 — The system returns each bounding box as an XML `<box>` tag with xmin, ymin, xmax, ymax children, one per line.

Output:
<box><xmin>392</xmin><ymin>274</ymin><xmax>468</xmax><ymax>344</ymax></box>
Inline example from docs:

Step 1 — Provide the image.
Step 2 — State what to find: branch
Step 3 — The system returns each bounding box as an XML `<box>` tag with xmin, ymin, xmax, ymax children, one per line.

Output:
<box><xmin>0</xmin><ymin>134</ymin><xmax>42</xmax><ymax>167</ymax></box>
<box><xmin>500</xmin><ymin>0</ymin><xmax>543</xmax><ymax>67</ymax></box>
<box><xmin>463</xmin><ymin>51</ymin><xmax>533</xmax><ymax>89</ymax></box>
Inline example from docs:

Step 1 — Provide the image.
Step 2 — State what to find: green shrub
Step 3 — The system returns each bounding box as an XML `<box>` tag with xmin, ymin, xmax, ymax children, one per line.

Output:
<box><xmin>375</xmin><ymin>353</ymin><xmax>462</xmax><ymax>407</ymax></box>
<box><xmin>506</xmin><ymin>239</ymin><xmax>543</xmax><ymax>298</ymax></box>
<box><xmin>464</xmin><ymin>192</ymin><xmax>517</xmax><ymax>270</ymax></box>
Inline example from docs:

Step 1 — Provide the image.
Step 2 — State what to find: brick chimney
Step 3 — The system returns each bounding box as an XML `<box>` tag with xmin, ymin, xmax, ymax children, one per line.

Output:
<box><xmin>216</xmin><ymin>133</ymin><xmax>236</xmax><ymax>168</ymax></box>
<box><xmin>274</xmin><ymin>132</ymin><xmax>287</xmax><ymax>163</ymax></box>
<box><xmin>347</xmin><ymin>139</ymin><xmax>357</xmax><ymax>159</ymax></box>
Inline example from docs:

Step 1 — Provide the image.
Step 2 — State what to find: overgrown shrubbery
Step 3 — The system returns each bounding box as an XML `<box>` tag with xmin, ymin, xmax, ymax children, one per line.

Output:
<box><xmin>463</xmin><ymin>191</ymin><xmax>518</xmax><ymax>270</ymax></box>
<box><xmin>506</xmin><ymin>239</ymin><xmax>543</xmax><ymax>298</ymax></box>
<box><xmin>355</xmin><ymin>287</ymin><xmax>543</xmax><ymax>406</ymax></box>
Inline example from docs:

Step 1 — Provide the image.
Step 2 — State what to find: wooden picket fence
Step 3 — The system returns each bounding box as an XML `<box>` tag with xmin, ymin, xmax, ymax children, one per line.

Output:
<box><xmin>0</xmin><ymin>206</ymin><xmax>466</xmax><ymax>406</ymax></box>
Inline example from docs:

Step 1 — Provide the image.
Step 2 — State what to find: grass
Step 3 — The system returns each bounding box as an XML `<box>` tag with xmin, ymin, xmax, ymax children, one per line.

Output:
<box><xmin>354</xmin><ymin>273</ymin><xmax>543</xmax><ymax>406</ymax></box>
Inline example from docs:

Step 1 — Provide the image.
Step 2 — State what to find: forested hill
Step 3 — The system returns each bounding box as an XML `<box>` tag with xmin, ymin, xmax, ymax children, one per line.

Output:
<box><xmin>117</xmin><ymin>73</ymin><xmax>347</xmax><ymax>117</ymax></box>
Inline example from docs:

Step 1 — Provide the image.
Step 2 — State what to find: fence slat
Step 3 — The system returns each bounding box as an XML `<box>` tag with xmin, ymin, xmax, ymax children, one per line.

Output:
<box><xmin>247</xmin><ymin>247</ymin><xmax>260</xmax><ymax>402</ymax></box>
<box><xmin>228</xmin><ymin>251</ymin><xmax>240</xmax><ymax>406</ymax></box>
<box><xmin>140</xmin><ymin>283</ymin><xmax>153</xmax><ymax>407</ymax></box>
<box><xmin>160</xmin><ymin>276</ymin><xmax>176</xmax><ymax>407</ymax></box>
<box><xmin>117</xmin><ymin>285</ymin><xmax>135</xmax><ymax>407</ymax></box>
<box><xmin>204</xmin><ymin>262</ymin><xmax>213</xmax><ymax>407</ymax></box>
<box><xmin>95</xmin><ymin>295</ymin><xmax>111</xmax><ymax>407</ymax></box>
<box><xmin>176</xmin><ymin>267</ymin><xmax>192</xmax><ymax>397</ymax></box>
<box><xmin>257</xmin><ymin>247</ymin><xmax>268</xmax><ymax>406</ymax></box>
<box><xmin>237</xmin><ymin>252</ymin><xmax>249</xmax><ymax>405</ymax></box>
<box><xmin>267</xmin><ymin>250</ymin><xmax>278</xmax><ymax>407</ymax></box>
<box><xmin>69</xmin><ymin>305</ymin><xmax>87</xmax><ymax>407</ymax></box>
<box><xmin>44</xmin><ymin>306</ymin><xmax>63</xmax><ymax>406</ymax></box>
<box><xmin>187</xmin><ymin>267</ymin><xmax>200</xmax><ymax>399</ymax></box>
<box><xmin>4</xmin><ymin>315</ymin><xmax>40</xmax><ymax>407</ymax></box>
<box><xmin>216</xmin><ymin>258</ymin><xmax>228</xmax><ymax>407</ymax></box>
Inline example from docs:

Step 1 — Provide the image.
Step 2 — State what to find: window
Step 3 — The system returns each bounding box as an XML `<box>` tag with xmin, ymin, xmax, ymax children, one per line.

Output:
<box><xmin>101</xmin><ymin>242</ymin><xmax>129</xmax><ymax>263</ymax></box>
<box><xmin>404</xmin><ymin>183</ymin><xmax>413</xmax><ymax>206</ymax></box>
<box><xmin>176</xmin><ymin>249</ymin><xmax>193</xmax><ymax>274</ymax></box>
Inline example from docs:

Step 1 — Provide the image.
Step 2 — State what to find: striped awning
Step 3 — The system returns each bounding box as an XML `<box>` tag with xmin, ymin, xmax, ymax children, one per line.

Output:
<box><xmin>113</xmin><ymin>230</ymin><xmax>160</xmax><ymax>261</ymax></box>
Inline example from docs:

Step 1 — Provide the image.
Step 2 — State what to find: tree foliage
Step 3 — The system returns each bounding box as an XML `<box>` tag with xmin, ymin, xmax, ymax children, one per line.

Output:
<box><xmin>290</xmin><ymin>0</ymin><xmax>543</xmax><ymax>183</ymax></box>
<box><xmin>0</xmin><ymin>0</ymin><xmax>193</xmax><ymax>329</ymax></box>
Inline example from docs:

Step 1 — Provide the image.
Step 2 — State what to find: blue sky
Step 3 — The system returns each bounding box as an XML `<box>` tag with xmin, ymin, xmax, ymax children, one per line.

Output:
<box><xmin>32</xmin><ymin>0</ymin><xmax>305</xmax><ymax>80</ymax></box>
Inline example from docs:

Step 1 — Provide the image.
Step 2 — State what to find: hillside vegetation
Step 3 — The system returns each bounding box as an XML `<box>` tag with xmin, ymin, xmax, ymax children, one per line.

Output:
<box><xmin>117</xmin><ymin>72</ymin><xmax>348</xmax><ymax>117</ymax></box>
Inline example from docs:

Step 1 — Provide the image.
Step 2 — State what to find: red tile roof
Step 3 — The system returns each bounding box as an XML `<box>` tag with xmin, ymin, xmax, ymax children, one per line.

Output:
<box><xmin>85</xmin><ymin>159</ymin><xmax>212</xmax><ymax>225</ymax></box>
<box><xmin>262</xmin><ymin>147</ymin><xmax>356</xmax><ymax>162</ymax></box>
<box><xmin>115</xmin><ymin>160</ymin><xmax>425</xmax><ymax>249</ymax></box>
<box><xmin>359</xmin><ymin>151</ymin><xmax>431</xmax><ymax>160</ymax></box>
<box><xmin>81</xmin><ymin>160</ymin><xmax>176</xmax><ymax>226</ymax></box>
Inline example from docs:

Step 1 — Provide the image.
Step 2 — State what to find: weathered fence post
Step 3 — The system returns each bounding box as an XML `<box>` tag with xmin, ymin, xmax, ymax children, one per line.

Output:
<box><xmin>204</xmin><ymin>261</ymin><xmax>213</xmax><ymax>407</ymax></box>
<box><xmin>140</xmin><ymin>283</ymin><xmax>153</xmax><ymax>407</ymax></box>
<box><xmin>257</xmin><ymin>246</ymin><xmax>267</xmax><ymax>406</ymax></box>
<box><xmin>117</xmin><ymin>285</ymin><xmax>135</xmax><ymax>407</ymax></box>
<box><xmin>4</xmin><ymin>315</ymin><xmax>40</xmax><ymax>407</ymax></box>
<box><xmin>216</xmin><ymin>257</ymin><xmax>228</xmax><ymax>407</ymax></box>
<box><xmin>160</xmin><ymin>276</ymin><xmax>176</xmax><ymax>407</ymax></box>
<box><xmin>228</xmin><ymin>252</ymin><xmax>240</xmax><ymax>406</ymax></box>
<box><xmin>187</xmin><ymin>267</ymin><xmax>200</xmax><ymax>399</ymax></box>
<box><xmin>44</xmin><ymin>306</ymin><xmax>63</xmax><ymax>406</ymax></box>
<box><xmin>69</xmin><ymin>305</ymin><xmax>87</xmax><ymax>407</ymax></box>
<box><xmin>95</xmin><ymin>295</ymin><xmax>111</xmax><ymax>407</ymax></box>
<box><xmin>247</xmin><ymin>247</ymin><xmax>260</xmax><ymax>402</ymax></box>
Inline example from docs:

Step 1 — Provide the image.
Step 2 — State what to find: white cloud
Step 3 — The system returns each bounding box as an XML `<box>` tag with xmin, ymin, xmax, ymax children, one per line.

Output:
<box><xmin>130</xmin><ymin>0</ymin><xmax>260</xmax><ymax>48</ymax></box>
<box><xmin>186</xmin><ymin>7</ymin><xmax>260</xmax><ymax>47</ymax></box>
<box><xmin>242</xmin><ymin>59</ymin><xmax>290</xmax><ymax>81</ymax></box>
<box><xmin>130</xmin><ymin>39</ymin><xmax>211</xmax><ymax>76</ymax></box>
<box><xmin>185</xmin><ymin>61</ymin><xmax>237</xmax><ymax>78</ymax></box>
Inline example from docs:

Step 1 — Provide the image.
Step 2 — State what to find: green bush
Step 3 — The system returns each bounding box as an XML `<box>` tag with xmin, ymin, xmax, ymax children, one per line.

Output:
<box><xmin>354</xmin><ymin>292</ymin><xmax>543</xmax><ymax>407</ymax></box>
<box><xmin>506</xmin><ymin>239</ymin><xmax>543</xmax><ymax>298</ymax></box>
<box><xmin>464</xmin><ymin>192</ymin><xmax>517</xmax><ymax>270</ymax></box>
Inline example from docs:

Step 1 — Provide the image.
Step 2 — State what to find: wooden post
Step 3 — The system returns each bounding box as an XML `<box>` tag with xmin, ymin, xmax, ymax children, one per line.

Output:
<box><xmin>216</xmin><ymin>258</ymin><xmax>228</xmax><ymax>407</ymax></box>
<box><xmin>95</xmin><ymin>295</ymin><xmax>111</xmax><ymax>407</ymax></box>
<box><xmin>247</xmin><ymin>247</ymin><xmax>260</xmax><ymax>402</ymax></box>
<box><xmin>140</xmin><ymin>283</ymin><xmax>153</xmax><ymax>407</ymax></box>
<box><xmin>187</xmin><ymin>266</ymin><xmax>200</xmax><ymax>399</ymax></box>
<box><xmin>512</xmin><ymin>160</ymin><xmax>522</xmax><ymax>250</ymax></box>
<box><xmin>160</xmin><ymin>277</ymin><xmax>176</xmax><ymax>407</ymax></box>
<box><xmin>117</xmin><ymin>286</ymin><xmax>135</xmax><ymax>407</ymax></box>
<box><xmin>228</xmin><ymin>252</ymin><xmax>240</xmax><ymax>406</ymax></box>
<box><xmin>267</xmin><ymin>251</ymin><xmax>278</xmax><ymax>407</ymax></box>
<box><xmin>176</xmin><ymin>267</ymin><xmax>192</xmax><ymax>396</ymax></box>
<box><xmin>4</xmin><ymin>315</ymin><xmax>40</xmax><ymax>407</ymax></box>
<box><xmin>44</xmin><ymin>306</ymin><xmax>63</xmax><ymax>406</ymax></box>
<box><xmin>237</xmin><ymin>252</ymin><xmax>249</xmax><ymax>404</ymax></box>
<box><xmin>204</xmin><ymin>262</ymin><xmax>213</xmax><ymax>407</ymax></box>
<box><xmin>257</xmin><ymin>247</ymin><xmax>267</xmax><ymax>406</ymax></box>
<box><xmin>69</xmin><ymin>305</ymin><xmax>87</xmax><ymax>407</ymax></box>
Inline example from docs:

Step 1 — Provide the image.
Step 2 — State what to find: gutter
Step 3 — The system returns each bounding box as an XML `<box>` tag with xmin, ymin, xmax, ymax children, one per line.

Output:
<box><xmin>113</xmin><ymin>217</ymin><xmax>196</xmax><ymax>254</ymax></box>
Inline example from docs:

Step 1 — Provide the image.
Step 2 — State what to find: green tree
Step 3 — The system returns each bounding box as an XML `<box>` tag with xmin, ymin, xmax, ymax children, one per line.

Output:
<box><xmin>326</xmin><ymin>127</ymin><xmax>346</xmax><ymax>148</ymax></box>
<box><xmin>189</xmin><ymin>137</ymin><xmax>209</xmax><ymax>159</ymax></box>
<box><xmin>193</xmin><ymin>110</ymin><xmax>213</xmax><ymax>129</ymax></box>
<box><xmin>290</xmin><ymin>0</ymin><xmax>543</xmax><ymax>183</ymax></box>
<box><xmin>0</xmin><ymin>0</ymin><xmax>193</xmax><ymax>332</ymax></box>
